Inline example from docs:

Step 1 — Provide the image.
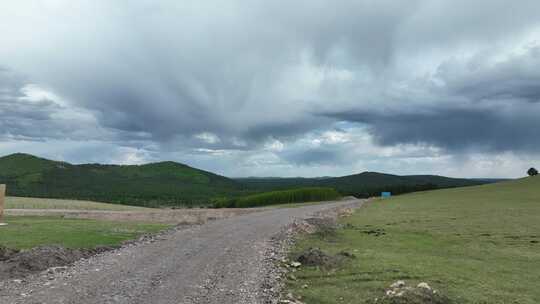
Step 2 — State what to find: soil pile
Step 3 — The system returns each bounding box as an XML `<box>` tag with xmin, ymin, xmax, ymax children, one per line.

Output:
<box><xmin>294</xmin><ymin>247</ymin><xmax>356</xmax><ymax>269</ymax></box>
<box><xmin>0</xmin><ymin>245</ymin><xmax>115</xmax><ymax>281</ymax></box>
<box><xmin>295</xmin><ymin>247</ymin><xmax>334</xmax><ymax>267</ymax></box>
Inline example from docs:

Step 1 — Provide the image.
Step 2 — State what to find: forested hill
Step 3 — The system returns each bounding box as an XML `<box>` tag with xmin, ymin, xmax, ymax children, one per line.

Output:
<box><xmin>236</xmin><ymin>172</ymin><xmax>485</xmax><ymax>197</ymax></box>
<box><xmin>0</xmin><ymin>153</ymin><xmax>242</xmax><ymax>207</ymax></box>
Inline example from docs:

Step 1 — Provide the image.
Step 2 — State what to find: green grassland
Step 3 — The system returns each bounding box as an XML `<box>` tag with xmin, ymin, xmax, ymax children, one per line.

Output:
<box><xmin>213</xmin><ymin>187</ymin><xmax>341</xmax><ymax>208</ymax></box>
<box><xmin>5</xmin><ymin>196</ymin><xmax>150</xmax><ymax>211</ymax></box>
<box><xmin>0</xmin><ymin>216</ymin><xmax>170</xmax><ymax>249</ymax></box>
<box><xmin>287</xmin><ymin>176</ymin><xmax>540</xmax><ymax>304</ymax></box>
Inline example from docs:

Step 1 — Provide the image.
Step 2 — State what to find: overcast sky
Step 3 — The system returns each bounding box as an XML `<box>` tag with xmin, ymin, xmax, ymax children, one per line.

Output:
<box><xmin>1</xmin><ymin>1</ymin><xmax>539</xmax><ymax>178</ymax></box>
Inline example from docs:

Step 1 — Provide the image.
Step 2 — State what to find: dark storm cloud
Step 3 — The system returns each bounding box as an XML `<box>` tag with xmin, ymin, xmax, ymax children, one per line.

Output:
<box><xmin>0</xmin><ymin>68</ymin><xmax>105</xmax><ymax>141</ymax></box>
<box><xmin>281</xmin><ymin>148</ymin><xmax>343</xmax><ymax>166</ymax></box>
<box><xmin>0</xmin><ymin>68</ymin><xmax>61</xmax><ymax>139</ymax></box>
<box><xmin>0</xmin><ymin>1</ymin><xmax>430</xmax><ymax>146</ymax></box>
<box><xmin>2</xmin><ymin>0</ymin><xmax>540</xmax><ymax>175</ymax></box>
<box><xmin>327</xmin><ymin>44</ymin><xmax>540</xmax><ymax>152</ymax></box>
<box><xmin>436</xmin><ymin>46</ymin><xmax>540</xmax><ymax>104</ymax></box>
<box><xmin>242</xmin><ymin>116</ymin><xmax>334</xmax><ymax>144</ymax></box>
<box><xmin>332</xmin><ymin>107</ymin><xmax>540</xmax><ymax>152</ymax></box>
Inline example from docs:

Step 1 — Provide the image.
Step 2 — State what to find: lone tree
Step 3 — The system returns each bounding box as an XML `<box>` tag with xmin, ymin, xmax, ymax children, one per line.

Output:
<box><xmin>528</xmin><ymin>168</ymin><xmax>539</xmax><ymax>176</ymax></box>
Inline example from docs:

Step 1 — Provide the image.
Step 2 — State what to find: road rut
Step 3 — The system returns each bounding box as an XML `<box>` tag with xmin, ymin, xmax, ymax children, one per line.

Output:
<box><xmin>0</xmin><ymin>198</ymin><xmax>364</xmax><ymax>304</ymax></box>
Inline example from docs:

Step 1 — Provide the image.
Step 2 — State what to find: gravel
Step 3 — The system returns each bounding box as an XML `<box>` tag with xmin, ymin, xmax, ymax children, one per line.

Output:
<box><xmin>0</xmin><ymin>198</ymin><xmax>364</xmax><ymax>304</ymax></box>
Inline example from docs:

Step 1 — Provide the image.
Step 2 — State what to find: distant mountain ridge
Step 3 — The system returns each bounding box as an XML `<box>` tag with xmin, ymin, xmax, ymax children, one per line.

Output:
<box><xmin>236</xmin><ymin>171</ymin><xmax>484</xmax><ymax>197</ymax></box>
<box><xmin>0</xmin><ymin>153</ymin><xmax>488</xmax><ymax>207</ymax></box>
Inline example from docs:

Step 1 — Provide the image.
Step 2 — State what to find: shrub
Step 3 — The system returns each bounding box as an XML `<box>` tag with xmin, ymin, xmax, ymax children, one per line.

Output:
<box><xmin>213</xmin><ymin>187</ymin><xmax>341</xmax><ymax>208</ymax></box>
<box><xmin>528</xmin><ymin>168</ymin><xmax>538</xmax><ymax>176</ymax></box>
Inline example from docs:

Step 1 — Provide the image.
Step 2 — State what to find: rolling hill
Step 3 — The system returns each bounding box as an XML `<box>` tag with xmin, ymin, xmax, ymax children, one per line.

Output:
<box><xmin>237</xmin><ymin>172</ymin><xmax>483</xmax><ymax>197</ymax></box>
<box><xmin>0</xmin><ymin>153</ymin><xmax>487</xmax><ymax>207</ymax></box>
<box><xmin>0</xmin><ymin>153</ymin><xmax>242</xmax><ymax>207</ymax></box>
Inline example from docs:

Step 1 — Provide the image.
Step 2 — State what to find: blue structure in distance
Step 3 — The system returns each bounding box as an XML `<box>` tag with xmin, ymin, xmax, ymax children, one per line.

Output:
<box><xmin>381</xmin><ymin>192</ymin><xmax>392</xmax><ymax>198</ymax></box>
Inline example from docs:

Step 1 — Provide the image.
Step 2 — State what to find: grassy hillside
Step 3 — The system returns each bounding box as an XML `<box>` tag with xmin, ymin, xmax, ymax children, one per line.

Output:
<box><xmin>0</xmin><ymin>153</ymin><xmax>243</xmax><ymax>207</ymax></box>
<box><xmin>237</xmin><ymin>172</ymin><xmax>483</xmax><ymax>197</ymax></box>
<box><xmin>213</xmin><ymin>187</ymin><xmax>341</xmax><ymax>208</ymax></box>
<box><xmin>287</xmin><ymin>176</ymin><xmax>540</xmax><ymax>303</ymax></box>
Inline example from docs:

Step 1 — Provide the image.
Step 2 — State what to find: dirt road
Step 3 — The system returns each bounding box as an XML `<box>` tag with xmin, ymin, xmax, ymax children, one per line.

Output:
<box><xmin>5</xmin><ymin>207</ymin><xmax>263</xmax><ymax>224</ymax></box>
<box><xmin>0</xmin><ymin>198</ymin><xmax>364</xmax><ymax>304</ymax></box>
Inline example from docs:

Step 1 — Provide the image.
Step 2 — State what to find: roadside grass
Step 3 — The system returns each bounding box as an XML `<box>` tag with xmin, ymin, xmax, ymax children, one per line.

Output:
<box><xmin>286</xmin><ymin>176</ymin><xmax>540</xmax><ymax>304</ymax></box>
<box><xmin>5</xmin><ymin>196</ymin><xmax>150</xmax><ymax>211</ymax></box>
<box><xmin>0</xmin><ymin>216</ymin><xmax>170</xmax><ymax>249</ymax></box>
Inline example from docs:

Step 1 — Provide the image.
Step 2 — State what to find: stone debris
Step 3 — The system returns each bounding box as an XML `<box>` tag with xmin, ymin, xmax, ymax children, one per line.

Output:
<box><xmin>337</xmin><ymin>207</ymin><xmax>354</xmax><ymax>218</ymax></box>
<box><xmin>390</xmin><ymin>280</ymin><xmax>406</xmax><ymax>289</ymax></box>
<box><xmin>289</xmin><ymin>219</ymin><xmax>318</xmax><ymax>234</ymax></box>
<box><xmin>277</xmin><ymin>291</ymin><xmax>306</xmax><ymax>304</ymax></box>
<box><xmin>417</xmin><ymin>282</ymin><xmax>432</xmax><ymax>290</ymax></box>
<box><xmin>290</xmin><ymin>262</ymin><xmax>302</xmax><ymax>268</ymax></box>
<box><xmin>371</xmin><ymin>280</ymin><xmax>452</xmax><ymax>304</ymax></box>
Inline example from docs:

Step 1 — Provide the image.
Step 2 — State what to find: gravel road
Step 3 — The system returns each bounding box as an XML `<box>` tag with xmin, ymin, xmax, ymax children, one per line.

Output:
<box><xmin>0</xmin><ymin>198</ymin><xmax>364</xmax><ymax>304</ymax></box>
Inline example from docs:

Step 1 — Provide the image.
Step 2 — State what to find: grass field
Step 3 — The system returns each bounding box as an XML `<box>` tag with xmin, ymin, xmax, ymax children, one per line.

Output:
<box><xmin>5</xmin><ymin>196</ymin><xmax>150</xmax><ymax>211</ymax></box>
<box><xmin>0</xmin><ymin>216</ymin><xmax>170</xmax><ymax>249</ymax></box>
<box><xmin>287</xmin><ymin>176</ymin><xmax>540</xmax><ymax>304</ymax></box>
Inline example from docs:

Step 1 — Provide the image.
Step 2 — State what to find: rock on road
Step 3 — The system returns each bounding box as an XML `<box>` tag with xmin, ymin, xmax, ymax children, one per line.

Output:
<box><xmin>0</xmin><ymin>198</ymin><xmax>364</xmax><ymax>304</ymax></box>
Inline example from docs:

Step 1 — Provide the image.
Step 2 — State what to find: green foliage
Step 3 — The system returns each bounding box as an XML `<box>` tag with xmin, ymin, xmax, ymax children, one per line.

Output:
<box><xmin>0</xmin><ymin>153</ymin><xmax>57</xmax><ymax>176</ymax></box>
<box><xmin>0</xmin><ymin>216</ymin><xmax>169</xmax><ymax>249</ymax></box>
<box><xmin>0</xmin><ymin>153</ymin><xmax>486</xmax><ymax>209</ymax></box>
<box><xmin>214</xmin><ymin>187</ymin><xmax>341</xmax><ymax>208</ymax></box>
<box><xmin>287</xmin><ymin>177</ymin><xmax>540</xmax><ymax>304</ymax></box>
<box><xmin>0</xmin><ymin>153</ymin><xmax>245</xmax><ymax>208</ymax></box>
<box><xmin>528</xmin><ymin>167</ymin><xmax>538</xmax><ymax>176</ymax></box>
<box><xmin>237</xmin><ymin>172</ymin><xmax>484</xmax><ymax>198</ymax></box>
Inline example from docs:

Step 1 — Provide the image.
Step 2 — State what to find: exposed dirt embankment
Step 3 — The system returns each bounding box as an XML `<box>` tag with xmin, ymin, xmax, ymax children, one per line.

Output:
<box><xmin>0</xmin><ymin>224</ymin><xmax>187</xmax><ymax>282</ymax></box>
<box><xmin>0</xmin><ymin>246</ymin><xmax>114</xmax><ymax>281</ymax></box>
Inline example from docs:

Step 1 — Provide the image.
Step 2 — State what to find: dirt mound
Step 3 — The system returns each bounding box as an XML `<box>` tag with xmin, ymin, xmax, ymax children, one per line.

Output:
<box><xmin>369</xmin><ymin>281</ymin><xmax>453</xmax><ymax>304</ymax></box>
<box><xmin>0</xmin><ymin>245</ymin><xmax>115</xmax><ymax>281</ymax></box>
<box><xmin>0</xmin><ymin>247</ymin><xmax>20</xmax><ymax>261</ymax></box>
<box><xmin>294</xmin><ymin>247</ymin><xmax>356</xmax><ymax>269</ymax></box>
<box><xmin>295</xmin><ymin>247</ymin><xmax>334</xmax><ymax>267</ymax></box>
